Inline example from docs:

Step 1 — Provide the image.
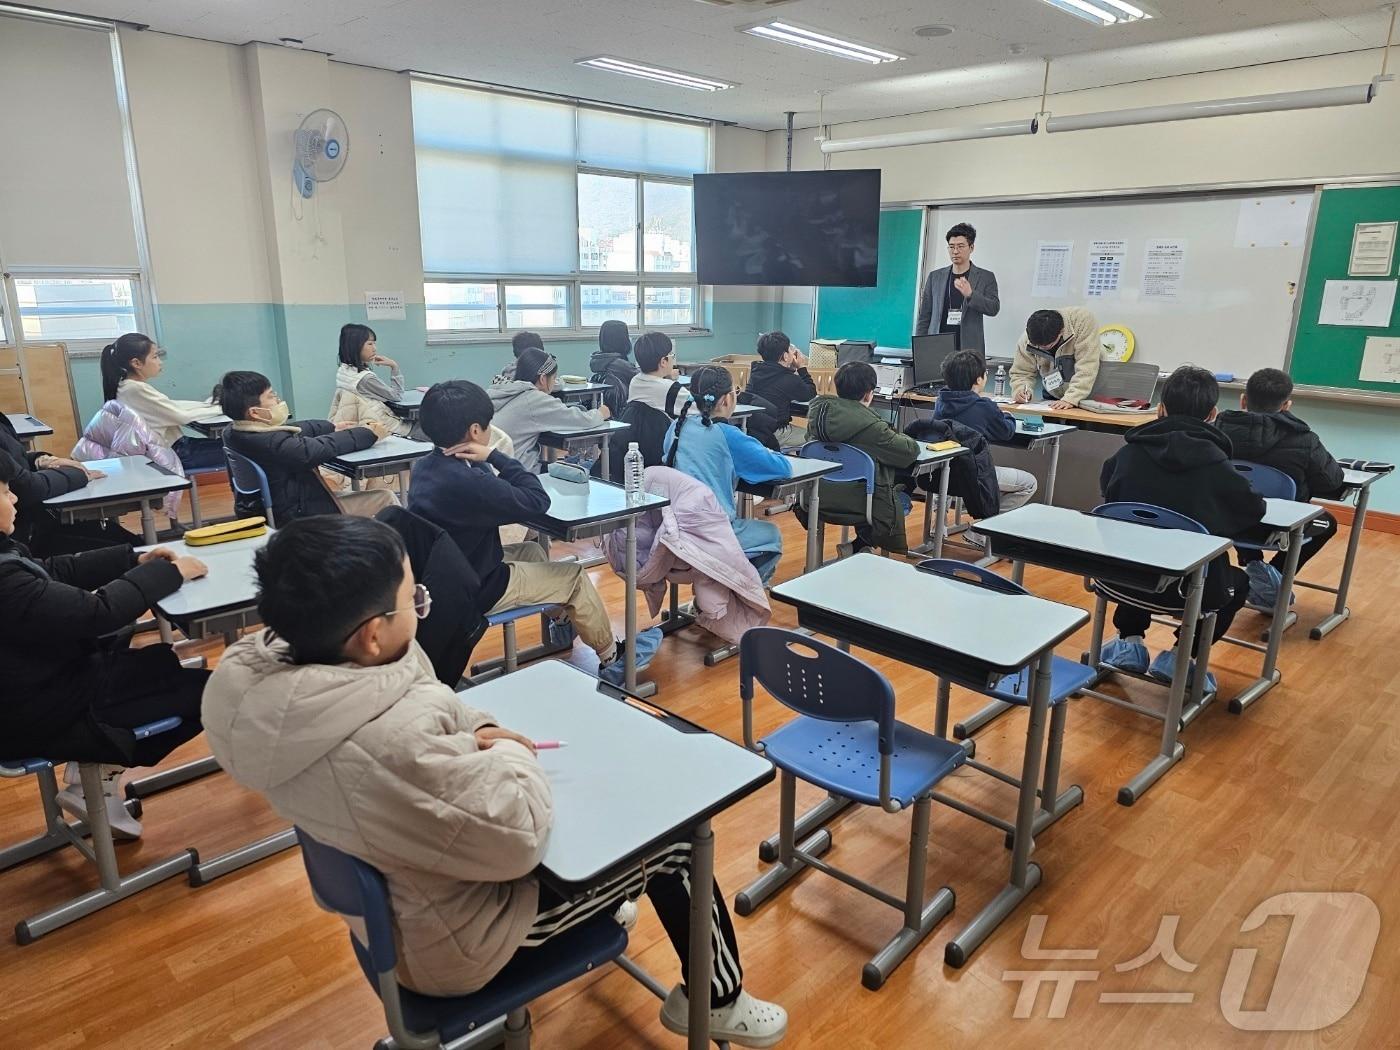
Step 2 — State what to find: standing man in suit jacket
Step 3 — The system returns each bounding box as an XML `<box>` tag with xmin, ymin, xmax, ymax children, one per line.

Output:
<box><xmin>915</xmin><ymin>222</ymin><xmax>1001</xmax><ymax>354</ymax></box>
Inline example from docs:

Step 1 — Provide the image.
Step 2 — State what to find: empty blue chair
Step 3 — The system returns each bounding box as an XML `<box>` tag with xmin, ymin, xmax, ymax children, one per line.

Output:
<box><xmin>295</xmin><ymin>828</ymin><xmax>628</xmax><ymax>1050</ymax></box>
<box><xmin>224</xmin><ymin>447</ymin><xmax>278</xmax><ymax>528</ymax></box>
<box><xmin>798</xmin><ymin>441</ymin><xmax>875</xmax><ymax>557</ymax></box>
<box><xmin>478</xmin><ymin>603</ymin><xmax>562</xmax><ymax>677</ymax></box>
<box><xmin>734</xmin><ymin>627</ymin><xmax>964</xmax><ymax>990</ymax></box>
<box><xmin>0</xmin><ymin>718</ymin><xmax>195</xmax><ymax>944</ymax></box>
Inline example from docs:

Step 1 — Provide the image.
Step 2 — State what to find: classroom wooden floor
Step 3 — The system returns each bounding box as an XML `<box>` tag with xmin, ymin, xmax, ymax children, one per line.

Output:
<box><xmin>4</xmin><ymin>482</ymin><xmax>1398</xmax><ymax>1049</ymax></box>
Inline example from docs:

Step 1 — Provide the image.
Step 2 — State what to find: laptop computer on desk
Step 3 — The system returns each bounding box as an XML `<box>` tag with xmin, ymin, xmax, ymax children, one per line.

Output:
<box><xmin>1082</xmin><ymin>361</ymin><xmax>1160</xmax><ymax>411</ymax></box>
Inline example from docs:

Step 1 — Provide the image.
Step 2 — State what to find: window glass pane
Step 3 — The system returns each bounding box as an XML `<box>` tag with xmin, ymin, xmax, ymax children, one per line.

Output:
<box><xmin>15</xmin><ymin>277</ymin><xmax>137</xmax><ymax>341</ymax></box>
<box><xmin>424</xmin><ymin>281</ymin><xmax>498</xmax><ymax>331</ymax></box>
<box><xmin>643</xmin><ymin>181</ymin><xmax>694</xmax><ymax>274</ymax></box>
<box><xmin>578</xmin><ymin>173</ymin><xmax>638</xmax><ymax>273</ymax></box>
<box><xmin>643</xmin><ymin>286</ymin><xmax>695</xmax><ymax>327</ymax></box>
<box><xmin>504</xmin><ymin>284</ymin><xmax>570</xmax><ymax>329</ymax></box>
<box><xmin>577</xmin><ymin>109</ymin><xmax>709</xmax><ymax>177</ymax></box>
<box><xmin>580</xmin><ymin>284</ymin><xmax>639</xmax><ymax>328</ymax></box>
<box><xmin>411</xmin><ymin>81</ymin><xmax>575</xmax><ymax>161</ymax></box>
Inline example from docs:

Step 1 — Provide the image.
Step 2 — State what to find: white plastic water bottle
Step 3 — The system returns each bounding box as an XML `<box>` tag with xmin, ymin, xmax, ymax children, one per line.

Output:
<box><xmin>995</xmin><ymin>364</ymin><xmax>1008</xmax><ymax>398</ymax></box>
<box><xmin>624</xmin><ymin>441</ymin><xmax>644</xmax><ymax>503</ymax></box>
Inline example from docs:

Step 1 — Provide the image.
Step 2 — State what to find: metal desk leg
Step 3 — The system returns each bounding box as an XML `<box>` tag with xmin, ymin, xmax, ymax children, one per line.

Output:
<box><xmin>141</xmin><ymin>501</ymin><xmax>177</xmax><ymax>644</ymax></box>
<box><xmin>1231</xmin><ymin>526</ymin><xmax>1303</xmax><ymax>713</ymax></box>
<box><xmin>1118</xmin><ymin>564</ymin><xmax>1203</xmax><ymax>805</ymax></box>
<box><xmin>932</xmin><ymin>462</ymin><xmax>951</xmax><ymax>559</ymax></box>
<box><xmin>1312</xmin><ymin>487</ymin><xmax>1367</xmax><ymax>640</ymax></box>
<box><xmin>622</xmin><ymin>517</ymin><xmax>656</xmax><ymax>698</ymax></box>
<box><xmin>1043</xmin><ymin>436</ymin><xmax>1061</xmax><ymax>506</ymax></box>
<box><xmin>687</xmin><ymin>820</ymin><xmax>715</xmax><ymax>1050</ymax></box>
<box><xmin>351</xmin><ymin>475</ymin><xmax>362</xmax><ymax>492</ymax></box>
<box><xmin>126</xmin><ymin>755</ymin><xmax>221</xmax><ymax>800</ymax></box>
<box><xmin>945</xmin><ymin>650</ymin><xmax>1051</xmax><ymax>968</ymax></box>
<box><xmin>601</xmin><ymin>441</ymin><xmax>612</xmax><ymax>483</ymax></box>
<box><xmin>190</xmin><ymin>828</ymin><xmax>299</xmax><ymax>886</ymax></box>
<box><xmin>804</xmin><ymin>479</ymin><xmax>822</xmax><ymax>574</ymax></box>
<box><xmin>398</xmin><ymin>468</ymin><xmax>411</xmax><ymax>495</ymax></box>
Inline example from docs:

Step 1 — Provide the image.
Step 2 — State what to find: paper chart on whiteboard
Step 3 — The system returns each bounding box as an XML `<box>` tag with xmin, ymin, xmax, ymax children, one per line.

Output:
<box><xmin>1142</xmin><ymin>240</ymin><xmax>1187</xmax><ymax>300</ymax></box>
<box><xmin>1032</xmin><ymin>240</ymin><xmax>1073</xmax><ymax>299</ymax></box>
<box><xmin>1085</xmin><ymin>240</ymin><xmax>1125</xmax><ymax>299</ymax></box>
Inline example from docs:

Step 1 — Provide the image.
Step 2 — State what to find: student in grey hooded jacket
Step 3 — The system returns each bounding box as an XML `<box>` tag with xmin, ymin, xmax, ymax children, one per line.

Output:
<box><xmin>486</xmin><ymin>348</ymin><xmax>608</xmax><ymax>473</ymax></box>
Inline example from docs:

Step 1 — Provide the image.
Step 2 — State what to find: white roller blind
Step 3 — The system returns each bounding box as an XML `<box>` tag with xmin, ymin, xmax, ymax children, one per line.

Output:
<box><xmin>577</xmin><ymin>109</ymin><xmax>709</xmax><ymax>177</ymax></box>
<box><xmin>0</xmin><ymin>16</ymin><xmax>139</xmax><ymax>269</ymax></box>
<box><xmin>412</xmin><ymin>81</ymin><xmax>711</xmax><ymax>274</ymax></box>
<box><xmin>413</xmin><ymin>82</ymin><xmax>577</xmax><ymax>274</ymax></box>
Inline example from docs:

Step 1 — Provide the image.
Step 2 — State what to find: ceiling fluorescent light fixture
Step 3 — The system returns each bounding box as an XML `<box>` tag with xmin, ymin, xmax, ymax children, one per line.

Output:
<box><xmin>1037</xmin><ymin>0</ymin><xmax>1150</xmax><ymax>26</ymax></box>
<box><xmin>821</xmin><ymin>118</ymin><xmax>1039</xmax><ymax>154</ymax></box>
<box><xmin>742</xmin><ymin>21</ymin><xmax>904</xmax><ymax>64</ymax></box>
<box><xmin>0</xmin><ymin>2</ymin><xmax>113</xmax><ymax>28</ymax></box>
<box><xmin>576</xmin><ymin>56</ymin><xmax>735</xmax><ymax>91</ymax></box>
<box><xmin>1046</xmin><ymin>81</ymin><xmax>1378</xmax><ymax>133</ymax></box>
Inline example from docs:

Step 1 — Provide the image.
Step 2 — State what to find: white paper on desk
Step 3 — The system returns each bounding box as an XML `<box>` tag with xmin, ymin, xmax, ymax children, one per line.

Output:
<box><xmin>1234</xmin><ymin>196</ymin><xmax>1311</xmax><ymax>249</ymax></box>
<box><xmin>1085</xmin><ymin>239</ymin><xmax>1125</xmax><ymax>299</ymax></box>
<box><xmin>1348</xmin><ymin>222</ymin><xmax>1398</xmax><ymax>277</ymax></box>
<box><xmin>1019</xmin><ymin>401</ymin><xmax>1058</xmax><ymax>411</ymax></box>
<box><xmin>1319</xmin><ymin>280</ymin><xmax>1397</xmax><ymax>327</ymax></box>
<box><xmin>1359</xmin><ymin>336</ymin><xmax>1400</xmax><ymax>383</ymax></box>
<box><xmin>1032</xmin><ymin>240</ymin><xmax>1073</xmax><ymax>299</ymax></box>
<box><xmin>365</xmin><ymin>291</ymin><xmax>406</xmax><ymax>320</ymax></box>
<box><xmin>1142</xmin><ymin>239</ymin><xmax>1187</xmax><ymax>300</ymax></box>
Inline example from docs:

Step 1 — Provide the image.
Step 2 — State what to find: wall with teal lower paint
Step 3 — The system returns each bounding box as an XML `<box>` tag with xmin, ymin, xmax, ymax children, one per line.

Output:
<box><xmin>67</xmin><ymin>299</ymin><xmax>787</xmax><ymax>425</ymax></box>
<box><xmin>1282</xmin><ymin>395</ymin><xmax>1400</xmax><ymax>515</ymax></box>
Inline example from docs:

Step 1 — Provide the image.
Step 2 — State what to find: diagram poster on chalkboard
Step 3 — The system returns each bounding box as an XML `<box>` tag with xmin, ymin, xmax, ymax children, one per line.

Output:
<box><xmin>1292</xmin><ymin>185</ymin><xmax>1400</xmax><ymax>392</ymax></box>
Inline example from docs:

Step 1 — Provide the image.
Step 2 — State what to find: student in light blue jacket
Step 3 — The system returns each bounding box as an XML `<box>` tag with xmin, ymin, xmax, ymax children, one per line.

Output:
<box><xmin>663</xmin><ymin>365</ymin><xmax>792</xmax><ymax>585</ymax></box>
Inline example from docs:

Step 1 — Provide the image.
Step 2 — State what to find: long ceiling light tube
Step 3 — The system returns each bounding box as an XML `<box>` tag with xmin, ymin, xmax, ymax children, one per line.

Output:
<box><xmin>820</xmin><ymin>118</ymin><xmax>1039</xmax><ymax>154</ymax></box>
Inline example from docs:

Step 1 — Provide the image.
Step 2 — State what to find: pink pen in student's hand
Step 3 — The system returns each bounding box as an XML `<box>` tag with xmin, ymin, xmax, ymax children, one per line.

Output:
<box><xmin>533</xmin><ymin>740</ymin><xmax>568</xmax><ymax>750</ymax></box>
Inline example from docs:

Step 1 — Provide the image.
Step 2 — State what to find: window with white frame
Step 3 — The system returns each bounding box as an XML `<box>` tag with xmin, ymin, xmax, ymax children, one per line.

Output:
<box><xmin>412</xmin><ymin>80</ymin><xmax>708</xmax><ymax>338</ymax></box>
<box><xmin>13</xmin><ymin>275</ymin><xmax>143</xmax><ymax>345</ymax></box>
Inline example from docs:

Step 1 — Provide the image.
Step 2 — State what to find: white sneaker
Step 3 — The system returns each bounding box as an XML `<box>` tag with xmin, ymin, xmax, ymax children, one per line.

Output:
<box><xmin>55</xmin><ymin>763</ymin><xmax>142</xmax><ymax>840</ymax></box>
<box><xmin>613</xmin><ymin>899</ymin><xmax>639</xmax><ymax>931</ymax></box>
<box><xmin>660</xmin><ymin>986</ymin><xmax>788</xmax><ymax>1048</ymax></box>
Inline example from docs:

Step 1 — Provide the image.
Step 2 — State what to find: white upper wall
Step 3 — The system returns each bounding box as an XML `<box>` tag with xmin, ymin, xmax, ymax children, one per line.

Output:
<box><xmin>119</xmin><ymin>28</ymin><xmax>272</xmax><ymax>303</ymax></box>
<box><xmin>771</xmin><ymin>50</ymin><xmax>1400</xmax><ymax>202</ymax></box>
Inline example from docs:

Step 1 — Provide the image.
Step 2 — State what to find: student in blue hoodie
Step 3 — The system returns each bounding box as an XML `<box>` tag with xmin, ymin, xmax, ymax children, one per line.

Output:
<box><xmin>409</xmin><ymin>380</ymin><xmax>661</xmax><ymax>685</ymax></box>
<box><xmin>933</xmin><ymin>350</ymin><xmax>1038</xmax><ymax>543</ymax></box>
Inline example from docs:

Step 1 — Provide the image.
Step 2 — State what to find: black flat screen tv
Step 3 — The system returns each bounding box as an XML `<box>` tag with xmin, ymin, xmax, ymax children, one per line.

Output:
<box><xmin>693</xmin><ymin>169</ymin><xmax>881</xmax><ymax>287</ymax></box>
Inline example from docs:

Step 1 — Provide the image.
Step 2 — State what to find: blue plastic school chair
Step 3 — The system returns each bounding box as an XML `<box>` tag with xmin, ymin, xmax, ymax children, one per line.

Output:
<box><xmin>734</xmin><ymin>627</ymin><xmax>965</xmax><ymax>990</ymax></box>
<box><xmin>798</xmin><ymin>441</ymin><xmax>875</xmax><ymax>556</ymax></box>
<box><xmin>224</xmin><ymin>447</ymin><xmax>278</xmax><ymax>528</ymax></box>
<box><xmin>294</xmin><ymin>829</ymin><xmax>627</xmax><ymax>1050</ymax></box>
<box><xmin>1229</xmin><ymin>459</ymin><xmax>1296</xmax><ymax>500</ymax></box>
<box><xmin>0</xmin><ymin>718</ymin><xmax>195</xmax><ymax>944</ymax></box>
<box><xmin>480</xmin><ymin>603</ymin><xmax>563</xmax><ymax>676</ymax></box>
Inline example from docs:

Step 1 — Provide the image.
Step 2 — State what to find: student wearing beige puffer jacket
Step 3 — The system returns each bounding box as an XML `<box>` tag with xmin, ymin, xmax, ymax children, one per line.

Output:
<box><xmin>201</xmin><ymin>516</ymin><xmax>787</xmax><ymax>1047</ymax></box>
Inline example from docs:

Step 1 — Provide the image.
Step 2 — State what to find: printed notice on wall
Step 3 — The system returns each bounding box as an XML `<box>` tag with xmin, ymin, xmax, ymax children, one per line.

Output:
<box><xmin>1347</xmin><ymin>222</ymin><xmax>1398</xmax><ymax>277</ymax></box>
<box><xmin>1319</xmin><ymin>280</ymin><xmax>1397</xmax><ymax>327</ymax></box>
<box><xmin>365</xmin><ymin>291</ymin><xmax>406</xmax><ymax>321</ymax></box>
<box><xmin>1085</xmin><ymin>240</ymin><xmax>1125</xmax><ymax>299</ymax></box>
<box><xmin>1359</xmin><ymin>336</ymin><xmax>1400</xmax><ymax>383</ymax></box>
<box><xmin>1142</xmin><ymin>240</ymin><xmax>1187</xmax><ymax>300</ymax></box>
<box><xmin>1032</xmin><ymin>240</ymin><xmax>1073</xmax><ymax>299</ymax></box>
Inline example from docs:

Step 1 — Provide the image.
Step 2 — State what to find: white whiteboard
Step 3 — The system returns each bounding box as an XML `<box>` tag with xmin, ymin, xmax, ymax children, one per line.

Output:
<box><xmin>926</xmin><ymin>190</ymin><xmax>1314</xmax><ymax>377</ymax></box>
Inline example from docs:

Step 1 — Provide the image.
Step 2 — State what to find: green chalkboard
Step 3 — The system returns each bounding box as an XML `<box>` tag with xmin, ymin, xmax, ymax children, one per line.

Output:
<box><xmin>816</xmin><ymin>208</ymin><xmax>923</xmax><ymax>350</ymax></box>
<box><xmin>1291</xmin><ymin>185</ymin><xmax>1400</xmax><ymax>394</ymax></box>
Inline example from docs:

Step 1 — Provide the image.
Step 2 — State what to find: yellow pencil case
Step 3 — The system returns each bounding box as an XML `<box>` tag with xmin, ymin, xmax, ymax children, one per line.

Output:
<box><xmin>183</xmin><ymin>517</ymin><xmax>268</xmax><ymax>546</ymax></box>
<box><xmin>926</xmin><ymin>440</ymin><xmax>961</xmax><ymax>452</ymax></box>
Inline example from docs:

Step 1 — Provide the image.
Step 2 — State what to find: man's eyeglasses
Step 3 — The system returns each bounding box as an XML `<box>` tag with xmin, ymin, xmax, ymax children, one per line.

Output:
<box><xmin>342</xmin><ymin>583</ymin><xmax>432</xmax><ymax>642</ymax></box>
<box><xmin>1030</xmin><ymin>334</ymin><xmax>1071</xmax><ymax>355</ymax></box>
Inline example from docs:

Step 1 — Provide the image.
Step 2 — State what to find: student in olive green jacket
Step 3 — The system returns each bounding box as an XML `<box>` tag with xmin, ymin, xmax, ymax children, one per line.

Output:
<box><xmin>800</xmin><ymin>361</ymin><xmax>921</xmax><ymax>555</ymax></box>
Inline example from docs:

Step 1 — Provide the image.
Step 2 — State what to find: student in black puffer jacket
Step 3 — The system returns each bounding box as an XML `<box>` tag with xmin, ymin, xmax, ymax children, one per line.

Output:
<box><xmin>1215</xmin><ymin>368</ymin><xmax>1344</xmax><ymax>607</ymax></box>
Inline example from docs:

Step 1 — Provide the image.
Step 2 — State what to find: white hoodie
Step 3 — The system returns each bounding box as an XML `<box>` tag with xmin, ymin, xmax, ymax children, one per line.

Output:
<box><xmin>115</xmin><ymin>378</ymin><xmax>223</xmax><ymax>449</ymax></box>
<box><xmin>201</xmin><ymin>631</ymin><xmax>553</xmax><ymax>996</ymax></box>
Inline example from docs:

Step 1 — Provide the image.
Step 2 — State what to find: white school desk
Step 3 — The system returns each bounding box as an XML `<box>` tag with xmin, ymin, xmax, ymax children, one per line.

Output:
<box><xmin>997</xmin><ymin>419</ymin><xmax>1077</xmax><ymax>506</ymax></box>
<box><xmin>1226</xmin><ymin>498</ymin><xmax>1325</xmax><ymax>713</ymax></box>
<box><xmin>386</xmin><ymin>389</ymin><xmax>424</xmax><ymax>422</ymax></box>
<box><xmin>555</xmin><ymin>380</ymin><xmax>609</xmax><ymax>411</ymax></box>
<box><xmin>909</xmin><ymin>444</ymin><xmax>970</xmax><ymax>558</ymax></box>
<box><xmin>971</xmin><ymin>504</ymin><xmax>1233</xmax><ymax>805</ymax></box>
<box><xmin>186</xmin><ymin>414</ymin><xmax>233</xmax><ymax>440</ymax></box>
<box><xmin>538</xmin><ymin>419</ymin><xmax>631</xmax><ymax>483</ymax></box>
<box><xmin>738</xmin><ymin>455</ymin><xmax>842</xmax><ymax>573</ymax></box>
<box><xmin>728</xmin><ymin>403</ymin><xmax>763</xmax><ymax>433</ymax></box>
<box><xmin>323</xmin><ymin>436</ymin><xmax>433</xmax><ymax>492</ymax></box>
<box><xmin>130</xmin><ymin>531</ymin><xmax>297</xmax><ymax>885</ymax></box>
<box><xmin>461</xmin><ymin>660</ymin><xmax>773</xmax><ymax>1050</ymax></box>
<box><xmin>7</xmin><ymin>412</ymin><xmax>53</xmax><ymax>447</ymax></box>
<box><xmin>43</xmin><ymin>456</ymin><xmax>190</xmax><ymax>546</ymax></box>
<box><xmin>770</xmin><ymin>554</ymin><xmax>1088</xmax><ymax>968</ymax></box>
<box><xmin>519</xmin><ymin>475</ymin><xmax>669</xmax><ymax>698</ymax></box>
<box><xmin>1303</xmin><ymin>468</ymin><xmax>1388</xmax><ymax>640</ymax></box>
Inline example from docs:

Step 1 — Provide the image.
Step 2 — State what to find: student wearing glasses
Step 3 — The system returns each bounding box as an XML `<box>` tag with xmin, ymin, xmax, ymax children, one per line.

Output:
<box><xmin>1009</xmin><ymin>307</ymin><xmax>1102</xmax><ymax>411</ymax></box>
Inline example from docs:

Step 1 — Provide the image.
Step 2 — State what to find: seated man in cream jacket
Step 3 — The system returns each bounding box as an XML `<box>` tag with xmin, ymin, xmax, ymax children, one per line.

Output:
<box><xmin>201</xmin><ymin>515</ymin><xmax>787</xmax><ymax>1048</ymax></box>
<box><xmin>1009</xmin><ymin>306</ymin><xmax>1102</xmax><ymax>410</ymax></box>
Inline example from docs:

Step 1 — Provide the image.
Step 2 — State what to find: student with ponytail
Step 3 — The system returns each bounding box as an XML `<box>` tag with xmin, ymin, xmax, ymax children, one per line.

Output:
<box><xmin>663</xmin><ymin>365</ymin><xmax>792</xmax><ymax>584</ymax></box>
<box><xmin>103</xmin><ymin>333</ymin><xmax>225</xmax><ymax>470</ymax></box>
